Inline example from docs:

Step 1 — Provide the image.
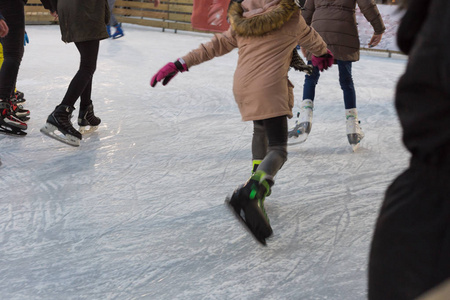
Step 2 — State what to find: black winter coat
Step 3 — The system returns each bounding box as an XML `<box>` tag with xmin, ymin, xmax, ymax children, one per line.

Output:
<box><xmin>395</xmin><ymin>0</ymin><xmax>450</xmax><ymax>161</ymax></box>
<box><xmin>42</xmin><ymin>0</ymin><xmax>110</xmax><ymax>43</ymax></box>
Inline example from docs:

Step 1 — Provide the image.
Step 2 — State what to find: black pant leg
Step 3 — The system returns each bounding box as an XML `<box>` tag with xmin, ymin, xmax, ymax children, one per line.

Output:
<box><xmin>61</xmin><ymin>40</ymin><xmax>100</xmax><ymax>108</ymax></box>
<box><xmin>368</xmin><ymin>160</ymin><xmax>450</xmax><ymax>300</ymax></box>
<box><xmin>0</xmin><ymin>0</ymin><xmax>25</xmax><ymax>100</ymax></box>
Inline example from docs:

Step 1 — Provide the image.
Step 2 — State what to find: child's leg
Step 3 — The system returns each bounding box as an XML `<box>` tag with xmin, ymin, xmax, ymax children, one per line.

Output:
<box><xmin>226</xmin><ymin>116</ymin><xmax>288</xmax><ymax>244</ymax></box>
<box><xmin>255</xmin><ymin>116</ymin><xmax>288</xmax><ymax>180</ymax></box>
<box><xmin>0</xmin><ymin>0</ymin><xmax>25</xmax><ymax>100</ymax></box>
<box><xmin>251</xmin><ymin>120</ymin><xmax>267</xmax><ymax>173</ymax></box>
<box><xmin>108</xmin><ymin>0</ymin><xmax>118</xmax><ymax>27</ymax></box>
<box><xmin>60</xmin><ymin>40</ymin><xmax>100</xmax><ymax>108</ymax></box>
<box><xmin>337</xmin><ymin>60</ymin><xmax>356</xmax><ymax>109</ymax></box>
<box><xmin>302</xmin><ymin>62</ymin><xmax>320</xmax><ymax>101</ymax></box>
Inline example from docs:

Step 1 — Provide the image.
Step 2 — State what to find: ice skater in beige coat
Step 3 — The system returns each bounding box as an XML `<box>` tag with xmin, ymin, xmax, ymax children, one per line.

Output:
<box><xmin>151</xmin><ymin>0</ymin><xmax>333</xmax><ymax>245</ymax></box>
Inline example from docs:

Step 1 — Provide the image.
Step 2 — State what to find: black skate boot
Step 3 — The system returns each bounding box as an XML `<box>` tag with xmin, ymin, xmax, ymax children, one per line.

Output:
<box><xmin>78</xmin><ymin>102</ymin><xmax>101</xmax><ymax>134</ymax></box>
<box><xmin>10</xmin><ymin>89</ymin><xmax>26</xmax><ymax>105</ymax></box>
<box><xmin>226</xmin><ymin>170</ymin><xmax>273</xmax><ymax>245</ymax></box>
<box><xmin>40</xmin><ymin>104</ymin><xmax>82</xmax><ymax>146</ymax></box>
<box><xmin>0</xmin><ymin>100</ymin><xmax>27</xmax><ymax>136</ymax></box>
<box><xmin>10</xmin><ymin>101</ymin><xmax>30</xmax><ymax>121</ymax></box>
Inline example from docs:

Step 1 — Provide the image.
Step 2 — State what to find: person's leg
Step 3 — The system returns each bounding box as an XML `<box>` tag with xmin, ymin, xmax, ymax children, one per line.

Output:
<box><xmin>337</xmin><ymin>60</ymin><xmax>356</xmax><ymax>109</ymax></box>
<box><xmin>60</xmin><ymin>40</ymin><xmax>99</xmax><ymax>108</ymax></box>
<box><xmin>338</xmin><ymin>60</ymin><xmax>363</xmax><ymax>148</ymax></box>
<box><xmin>289</xmin><ymin>62</ymin><xmax>319</xmax><ymax>140</ymax></box>
<box><xmin>0</xmin><ymin>0</ymin><xmax>25</xmax><ymax>100</ymax></box>
<box><xmin>107</xmin><ymin>0</ymin><xmax>118</xmax><ymax>27</ymax></box>
<box><xmin>42</xmin><ymin>40</ymin><xmax>100</xmax><ymax>144</ymax></box>
<box><xmin>302</xmin><ymin>62</ymin><xmax>320</xmax><ymax>101</ymax></box>
<box><xmin>369</xmin><ymin>160</ymin><xmax>450</xmax><ymax>300</ymax></box>
<box><xmin>76</xmin><ymin>41</ymin><xmax>101</xmax><ymax>132</ymax></box>
<box><xmin>228</xmin><ymin>116</ymin><xmax>288</xmax><ymax>244</ymax></box>
<box><xmin>108</xmin><ymin>0</ymin><xmax>124</xmax><ymax>39</ymax></box>
<box><xmin>257</xmin><ymin>116</ymin><xmax>288</xmax><ymax>179</ymax></box>
<box><xmin>0</xmin><ymin>0</ymin><xmax>28</xmax><ymax>134</ymax></box>
<box><xmin>251</xmin><ymin>120</ymin><xmax>267</xmax><ymax>173</ymax></box>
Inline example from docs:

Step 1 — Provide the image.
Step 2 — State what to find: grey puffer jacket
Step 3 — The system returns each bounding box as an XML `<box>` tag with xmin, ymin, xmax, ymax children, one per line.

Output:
<box><xmin>302</xmin><ymin>0</ymin><xmax>385</xmax><ymax>61</ymax></box>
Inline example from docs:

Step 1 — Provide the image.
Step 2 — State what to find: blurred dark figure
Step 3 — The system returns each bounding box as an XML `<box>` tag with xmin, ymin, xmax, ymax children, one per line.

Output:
<box><xmin>368</xmin><ymin>0</ymin><xmax>450</xmax><ymax>299</ymax></box>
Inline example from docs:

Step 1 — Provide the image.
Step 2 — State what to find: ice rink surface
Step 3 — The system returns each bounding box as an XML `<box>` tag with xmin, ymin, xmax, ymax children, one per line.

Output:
<box><xmin>1</xmin><ymin>24</ymin><xmax>409</xmax><ymax>299</ymax></box>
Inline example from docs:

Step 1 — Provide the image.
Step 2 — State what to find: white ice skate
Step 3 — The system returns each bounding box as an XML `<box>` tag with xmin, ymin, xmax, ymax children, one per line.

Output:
<box><xmin>40</xmin><ymin>123</ymin><xmax>81</xmax><ymax>147</ymax></box>
<box><xmin>288</xmin><ymin>99</ymin><xmax>313</xmax><ymax>145</ymax></box>
<box><xmin>346</xmin><ymin>108</ymin><xmax>364</xmax><ymax>151</ymax></box>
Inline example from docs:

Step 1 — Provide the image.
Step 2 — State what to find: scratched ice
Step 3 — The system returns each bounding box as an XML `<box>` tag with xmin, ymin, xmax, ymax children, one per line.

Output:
<box><xmin>0</xmin><ymin>24</ymin><xmax>408</xmax><ymax>300</ymax></box>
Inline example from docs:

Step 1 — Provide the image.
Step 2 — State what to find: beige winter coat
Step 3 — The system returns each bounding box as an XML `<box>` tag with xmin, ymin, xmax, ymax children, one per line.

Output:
<box><xmin>302</xmin><ymin>0</ymin><xmax>385</xmax><ymax>62</ymax></box>
<box><xmin>182</xmin><ymin>0</ymin><xmax>327</xmax><ymax>121</ymax></box>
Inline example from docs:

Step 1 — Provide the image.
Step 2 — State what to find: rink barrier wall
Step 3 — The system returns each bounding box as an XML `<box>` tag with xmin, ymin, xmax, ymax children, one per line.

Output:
<box><xmin>25</xmin><ymin>0</ymin><xmax>57</xmax><ymax>24</ymax></box>
<box><xmin>24</xmin><ymin>0</ymin><xmax>403</xmax><ymax>56</ymax></box>
<box><xmin>25</xmin><ymin>0</ymin><xmax>196</xmax><ymax>32</ymax></box>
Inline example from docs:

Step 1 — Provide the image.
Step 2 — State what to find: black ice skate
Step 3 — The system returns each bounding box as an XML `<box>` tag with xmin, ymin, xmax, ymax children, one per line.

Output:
<box><xmin>40</xmin><ymin>104</ymin><xmax>82</xmax><ymax>147</ymax></box>
<box><xmin>112</xmin><ymin>23</ymin><xmax>124</xmax><ymax>39</ymax></box>
<box><xmin>10</xmin><ymin>89</ymin><xmax>26</xmax><ymax>105</ymax></box>
<box><xmin>78</xmin><ymin>102</ymin><xmax>101</xmax><ymax>134</ymax></box>
<box><xmin>10</xmin><ymin>101</ymin><xmax>30</xmax><ymax>121</ymax></box>
<box><xmin>0</xmin><ymin>100</ymin><xmax>27</xmax><ymax>136</ymax></box>
<box><xmin>225</xmin><ymin>171</ymin><xmax>273</xmax><ymax>246</ymax></box>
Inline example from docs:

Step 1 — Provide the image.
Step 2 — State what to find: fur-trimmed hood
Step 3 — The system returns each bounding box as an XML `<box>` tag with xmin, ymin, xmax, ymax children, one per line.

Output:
<box><xmin>228</xmin><ymin>0</ymin><xmax>299</xmax><ymax>37</ymax></box>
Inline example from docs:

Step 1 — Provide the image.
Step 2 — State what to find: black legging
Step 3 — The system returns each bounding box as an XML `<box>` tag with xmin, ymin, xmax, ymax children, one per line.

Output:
<box><xmin>0</xmin><ymin>0</ymin><xmax>25</xmax><ymax>100</ymax></box>
<box><xmin>252</xmin><ymin>116</ymin><xmax>288</xmax><ymax>178</ymax></box>
<box><xmin>61</xmin><ymin>40</ymin><xmax>100</xmax><ymax>108</ymax></box>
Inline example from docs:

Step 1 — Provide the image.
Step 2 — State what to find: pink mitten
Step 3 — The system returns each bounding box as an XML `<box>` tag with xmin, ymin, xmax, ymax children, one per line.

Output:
<box><xmin>150</xmin><ymin>59</ymin><xmax>188</xmax><ymax>87</ymax></box>
<box><xmin>311</xmin><ymin>49</ymin><xmax>334</xmax><ymax>71</ymax></box>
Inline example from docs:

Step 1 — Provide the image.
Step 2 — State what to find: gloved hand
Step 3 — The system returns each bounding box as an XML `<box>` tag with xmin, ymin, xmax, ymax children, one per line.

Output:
<box><xmin>150</xmin><ymin>59</ymin><xmax>188</xmax><ymax>87</ymax></box>
<box><xmin>311</xmin><ymin>49</ymin><xmax>334</xmax><ymax>71</ymax></box>
<box><xmin>24</xmin><ymin>31</ymin><xmax>29</xmax><ymax>46</ymax></box>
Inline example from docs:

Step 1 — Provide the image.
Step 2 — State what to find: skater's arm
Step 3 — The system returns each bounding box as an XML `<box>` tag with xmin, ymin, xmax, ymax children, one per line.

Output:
<box><xmin>181</xmin><ymin>29</ymin><xmax>238</xmax><ymax>69</ymax></box>
<box><xmin>357</xmin><ymin>0</ymin><xmax>385</xmax><ymax>48</ymax></box>
<box><xmin>297</xmin><ymin>17</ymin><xmax>328</xmax><ymax>58</ymax></box>
<box><xmin>357</xmin><ymin>0</ymin><xmax>385</xmax><ymax>34</ymax></box>
<box><xmin>150</xmin><ymin>58</ymin><xmax>188</xmax><ymax>87</ymax></box>
<box><xmin>150</xmin><ymin>29</ymin><xmax>236</xmax><ymax>87</ymax></box>
<box><xmin>297</xmin><ymin>16</ymin><xmax>333</xmax><ymax>71</ymax></box>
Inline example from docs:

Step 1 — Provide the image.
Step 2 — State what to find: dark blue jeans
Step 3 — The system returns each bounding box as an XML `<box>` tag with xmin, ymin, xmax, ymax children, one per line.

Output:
<box><xmin>303</xmin><ymin>60</ymin><xmax>356</xmax><ymax>109</ymax></box>
<box><xmin>0</xmin><ymin>0</ymin><xmax>25</xmax><ymax>100</ymax></box>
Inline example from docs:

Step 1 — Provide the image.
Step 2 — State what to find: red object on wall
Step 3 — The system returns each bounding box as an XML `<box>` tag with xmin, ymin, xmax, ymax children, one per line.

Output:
<box><xmin>191</xmin><ymin>0</ymin><xmax>230</xmax><ymax>32</ymax></box>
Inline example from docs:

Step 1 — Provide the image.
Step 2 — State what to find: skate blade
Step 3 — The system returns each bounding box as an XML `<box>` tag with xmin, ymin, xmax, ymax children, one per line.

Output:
<box><xmin>0</xmin><ymin>124</ymin><xmax>27</xmax><ymax>136</ymax></box>
<box><xmin>40</xmin><ymin>123</ymin><xmax>80</xmax><ymax>147</ymax></box>
<box><xmin>351</xmin><ymin>143</ymin><xmax>361</xmax><ymax>152</ymax></box>
<box><xmin>287</xmin><ymin>133</ymin><xmax>308</xmax><ymax>146</ymax></box>
<box><xmin>225</xmin><ymin>197</ymin><xmax>268</xmax><ymax>246</ymax></box>
<box><xmin>79</xmin><ymin>125</ymin><xmax>98</xmax><ymax>135</ymax></box>
<box><xmin>112</xmin><ymin>33</ymin><xmax>124</xmax><ymax>39</ymax></box>
<box><xmin>18</xmin><ymin>116</ymin><xmax>30</xmax><ymax>122</ymax></box>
